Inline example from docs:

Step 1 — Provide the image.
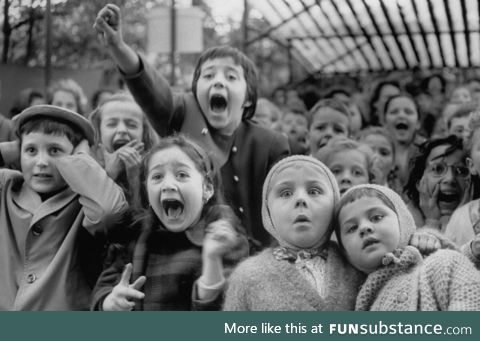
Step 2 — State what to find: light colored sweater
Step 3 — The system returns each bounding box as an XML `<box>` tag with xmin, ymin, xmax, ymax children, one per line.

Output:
<box><xmin>223</xmin><ymin>242</ymin><xmax>364</xmax><ymax>311</ymax></box>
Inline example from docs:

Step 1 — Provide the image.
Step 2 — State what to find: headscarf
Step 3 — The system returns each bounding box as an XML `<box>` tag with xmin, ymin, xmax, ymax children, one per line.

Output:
<box><xmin>262</xmin><ymin>155</ymin><xmax>340</xmax><ymax>249</ymax></box>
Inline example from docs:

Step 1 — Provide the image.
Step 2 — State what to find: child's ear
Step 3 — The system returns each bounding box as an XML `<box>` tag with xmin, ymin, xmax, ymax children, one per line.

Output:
<box><xmin>203</xmin><ymin>181</ymin><xmax>214</xmax><ymax>203</ymax></box>
<box><xmin>467</xmin><ymin>157</ymin><xmax>477</xmax><ymax>175</ymax></box>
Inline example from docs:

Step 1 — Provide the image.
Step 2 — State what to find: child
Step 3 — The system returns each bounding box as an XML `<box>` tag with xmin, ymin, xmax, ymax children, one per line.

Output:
<box><xmin>446</xmin><ymin>102</ymin><xmax>479</xmax><ymax>144</ymax></box>
<box><xmin>307</xmin><ymin>98</ymin><xmax>350</xmax><ymax>157</ymax></box>
<box><xmin>223</xmin><ymin>155</ymin><xmax>364</xmax><ymax>310</ymax></box>
<box><xmin>94</xmin><ymin>5</ymin><xmax>290</xmax><ymax>251</ymax></box>
<box><xmin>315</xmin><ymin>137</ymin><xmax>376</xmax><ymax>195</ymax></box>
<box><xmin>445</xmin><ymin>111</ymin><xmax>480</xmax><ymax>246</ymax></box>
<box><xmin>335</xmin><ymin>184</ymin><xmax>480</xmax><ymax>311</ymax></box>
<box><xmin>356</xmin><ymin>127</ymin><xmax>397</xmax><ymax>189</ymax></box>
<box><xmin>0</xmin><ymin>105</ymin><xmax>127</xmax><ymax>310</ymax></box>
<box><xmin>89</xmin><ymin>92</ymin><xmax>157</xmax><ymax>205</ymax></box>
<box><xmin>92</xmin><ymin>135</ymin><xmax>248</xmax><ymax>311</ymax></box>
<box><xmin>49</xmin><ymin>79</ymin><xmax>87</xmax><ymax>116</ymax></box>
<box><xmin>382</xmin><ymin>93</ymin><xmax>425</xmax><ymax>189</ymax></box>
<box><xmin>281</xmin><ymin>110</ymin><xmax>309</xmax><ymax>155</ymax></box>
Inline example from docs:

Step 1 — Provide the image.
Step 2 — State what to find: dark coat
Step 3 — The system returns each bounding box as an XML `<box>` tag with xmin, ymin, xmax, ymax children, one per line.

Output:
<box><xmin>123</xmin><ymin>58</ymin><xmax>290</xmax><ymax>249</ymax></box>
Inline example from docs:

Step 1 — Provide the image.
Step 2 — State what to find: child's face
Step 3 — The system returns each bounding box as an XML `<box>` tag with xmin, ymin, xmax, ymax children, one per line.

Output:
<box><xmin>283</xmin><ymin>112</ymin><xmax>309</xmax><ymax>150</ymax></box>
<box><xmin>21</xmin><ymin>132</ymin><xmax>74</xmax><ymax>194</ymax></box>
<box><xmin>146</xmin><ymin>146</ymin><xmax>212</xmax><ymax>233</ymax></box>
<box><xmin>100</xmin><ymin>101</ymin><xmax>144</xmax><ymax>152</ymax></box>
<box><xmin>338</xmin><ymin>196</ymin><xmax>400</xmax><ymax>273</ymax></box>
<box><xmin>362</xmin><ymin>134</ymin><xmax>394</xmax><ymax>181</ymax></box>
<box><xmin>449</xmin><ymin>116</ymin><xmax>470</xmax><ymax>143</ymax></box>
<box><xmin>468</xmin><ymin>129</ymin><xmax>480</xmax><ymax>175</ymax></box>
<box><xmin>328</xmin><ymin>149</ymin><xmax>369</xmax><ymax>195</ymax></box>
<box><xmin>309</xmin><ymin>108</ymin><xmax>349</xmax><ymax>155</ymax></box>
<box><xmin>52</xmin><ymin>90</ymin><xmax>78</xmax><ymax>112</ymax></box>
<box><xmin>384</xmin><ymin>97</ymin><xmax>419</xmax><ymax>144</ymax></box>
<box><xmin>451</xmin><ymin>87</ymin><xmax>471</xmax><ymax>103</ymax></box>
<box><xmin>267</xmin><ymin>164</ymin><xmax>334</xmax><ymax>249</ymax></box>
<box><xmin>196</xmin><ymin>57</ymin><xmax>249</xmax><ymax>136</ymax></box>
<box><xmin>420</xmin><ymin>145</ymin><xmax>470</xmax><ymax>216</ymax></box>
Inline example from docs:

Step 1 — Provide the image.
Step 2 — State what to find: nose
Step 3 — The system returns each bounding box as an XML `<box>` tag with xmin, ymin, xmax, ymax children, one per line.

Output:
<box><xmin>161</xmin><ymin>174</ymin><xmax>177</xmax><ymax>192</ymax></box>
<box><xmin>115</xmin><ymin>120</ymin><xmax>128</xmax><ymax>133</ymax></box>
<box><xmin>294</xmin><ymin>191</ymin><xmax>308</xmax><ymax>208</ymax></box>
<box><xmin>359</xmin><ymin>223</ymin><xmax>373</xmax><ymax>237</ymax></box>
<box><xmin>35</xmin><ymin>151</ymin><xmax>49</xmax><ymax>167</ymax></box>
<box><xmin>339</xmin><ymin>171</ymin><xmax>352</xmax><ymax>184</ymax></box>
<box><xmin>440</xmin><ymin>166</ymin><xmax>456</xmax><ymax>183</ymax></box>
<box><xmin>323</xmin><ymin>126</ymin><xmax>334</xmax><ymax>139</ymax></box>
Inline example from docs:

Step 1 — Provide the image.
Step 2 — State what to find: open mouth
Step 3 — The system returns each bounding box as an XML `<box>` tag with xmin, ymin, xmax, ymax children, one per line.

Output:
<box><xmin>161</xmin><ymin>199</ymin><xmax>184</xmax><ymax>219</ymax></box>
<box><xmin>112</xmin><ymin>139</ymin><xmax>130</xmax><ymax>151</ymax></box>
<box><xmin>317</xmin><ymin>137</ymin><xmax>330</xmax><ymax>149</ymax></box>
<box><xmin>438</xmin><ymin>191</ymin><xmax>459</xmax><ymax>203</ymax></box>
<box><xmin>395</xmin><ymin>122</ymin><xmax>409</xmax><ymax>131</ymax></box>
<box><xmin>210</xmin><ymin>94</ymin><xmax>228</xmax><ymax>113</ymax></box>
<box><xmin>362</xmin><ymin>237</ymin><xmax>379</xmax><ymax>249</ymax></box>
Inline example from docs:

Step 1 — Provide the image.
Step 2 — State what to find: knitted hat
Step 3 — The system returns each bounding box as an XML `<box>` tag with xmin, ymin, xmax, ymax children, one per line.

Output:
<box><xmin>262</xmin><ymin>155</ymin><xmax>340</xmax><ymax>248</ymax></box>
<box><xmin>335</xmin><ymin>184</ymin><xmax>416</xmax><ymax>251</ymax></box>
<box><xmin>13</xmin><ymin>104</ymin><xmax>95</xmax><ymax>146</ymax></box>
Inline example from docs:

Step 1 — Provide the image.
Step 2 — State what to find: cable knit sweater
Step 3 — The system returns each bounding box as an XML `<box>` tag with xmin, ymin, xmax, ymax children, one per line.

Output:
<box><xmin>355</xmin><ymin>238</ymin><xmax>480</xmax><ymax>311</ymax></box>
<box><xmin>223</xmin><ymin>242</ymin><xmax>364</xmax><ymax>311</ymax></box>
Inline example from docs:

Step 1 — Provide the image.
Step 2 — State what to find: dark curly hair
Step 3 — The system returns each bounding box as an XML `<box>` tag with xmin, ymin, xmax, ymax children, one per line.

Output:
<box><xmin>403</xmin><ymin>135</ymin><xmax>467</xmax><ymax>207</ymax></box>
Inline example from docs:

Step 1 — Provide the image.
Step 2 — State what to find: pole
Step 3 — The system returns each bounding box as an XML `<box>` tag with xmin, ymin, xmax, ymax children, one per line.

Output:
<box><xmin>44</xmin><ymin>0</ymin><xmax>52</xmax><ymax>93</ymax></box>
<box><xmin>242</xmin><ymin>0</ymin><xmax>248</xmax><ymax>53</ymax></box>
<box><xmin>170</xmin><ymin>0</ymin><xmax>176</xmax><ymax>86</ymax></box>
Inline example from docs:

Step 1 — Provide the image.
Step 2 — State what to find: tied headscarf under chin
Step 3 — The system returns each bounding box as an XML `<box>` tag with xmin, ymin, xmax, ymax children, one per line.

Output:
<box><xmin>338</xmin><ymin>184</ymin><xmax>417</xmax><ymax>266</ymax></box>
<box><xmin>262</xmin><ymin>155</ymin><xmax>341</xmax><ymax>253</ymax></box>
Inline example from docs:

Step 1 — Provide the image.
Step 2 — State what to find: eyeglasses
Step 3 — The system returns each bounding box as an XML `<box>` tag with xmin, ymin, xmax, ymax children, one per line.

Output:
<box><xmin>426</xmin><ymin>161</ymin><xmax>470</xmax><ymax>178</ymax></box>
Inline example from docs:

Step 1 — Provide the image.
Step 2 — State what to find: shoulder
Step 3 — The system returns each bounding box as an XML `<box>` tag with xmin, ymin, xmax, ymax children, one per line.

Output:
<box><xmin>423</xmin><ymin>249</ymin><xmax>474</xmax><ymax>273</ymax></box>
<box><xmin>229</xmin><ymin>249</ymin><xmax>276</xmax><ymax>282</ymax></box>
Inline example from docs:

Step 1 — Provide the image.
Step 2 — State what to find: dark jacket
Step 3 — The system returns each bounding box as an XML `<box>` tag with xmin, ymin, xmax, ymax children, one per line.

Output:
<box><xmin>123</xmin><ymin>58</ymin><xmax>290</xmax><ymax>249</ymax></box>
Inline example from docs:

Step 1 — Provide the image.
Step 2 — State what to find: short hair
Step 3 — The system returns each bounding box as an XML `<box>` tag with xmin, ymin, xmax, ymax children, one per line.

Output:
<box><xmin>191</xmin><ymin>45</ymin><xmax>258</xmax><ymax>120</ymax></box>
<box><xmin>404</xmin><ymin>135</ymin><xmax>467</xmax><ymax>207</ymax></box>
<box><xmin>334</xmin><ymin>187</ymin><xmax>395</xmax><ymax>251</ymax></box>
<box><xmin>356</xmin><ymin>126</ymin><xmax>396</xmax><ymax>157</ymax></box>
<box><xmin>19</xmin><ymin>117</ymin><xmax>84</xmax><ymax>147</ymax></box>
<box><xmin>315</xmin><ymin>137</ymin><xmax>378</xmax><ymax>183</ymax></box>
<box><xmin>447</xmin><ymin>101</ymin><xmax>480</xmax><ymax>130</ymax></box>
<box><xmin>369</xmin><ymin>80</ymin><xmax>400</xmax><ymax>123</ymax></box>
<box><xmin>307</xmin><ymin>98</ymin><xmax>351</xmax><ymax>131</ymax></box>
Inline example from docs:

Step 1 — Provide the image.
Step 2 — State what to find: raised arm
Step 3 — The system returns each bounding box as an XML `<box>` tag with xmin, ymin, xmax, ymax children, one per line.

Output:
<box><xmin>95</xmin><ymin>4</ymin><xmax>178</xmax><ymax>136</ymax></box>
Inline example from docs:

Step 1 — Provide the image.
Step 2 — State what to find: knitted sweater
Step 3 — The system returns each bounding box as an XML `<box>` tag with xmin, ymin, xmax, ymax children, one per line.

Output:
<box><xmin>223</xmin><ymin>242</ymin><xmax>364</xmax><ymax>311</ymax></box>
<box><xmin>356</xmin><ymin>246</ymin><xmax>480</xmax><ymax>311</ymax></box>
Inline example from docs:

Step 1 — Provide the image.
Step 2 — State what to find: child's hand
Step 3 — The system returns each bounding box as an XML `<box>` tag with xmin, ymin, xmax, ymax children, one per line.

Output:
<box><xmin>418</xmin><ymin>176</ymin><xmax>441</xmax><ymax>224</ymax></box>
<box><xmin>471</xmin><ymin>235</ymin><xmax>480</xmax><ymax>259</ymax></box>
<box><xmin>73</xmin><ymin>139</ymin><xmax>91</xmax><ymax>155</ymax></box>
<box><xmin>116</xmin><ymin>140</ymin><xmax>144</xmax><ymax>172</ymax></box>
<box><xmin>94</xmin><ymin>4</ymin><xmax>123</xmax><ymax>48</ymax></box>
<box><xmin>0</xmin><ymin>139</ymin><xmax>20</xmax><ymax>168</ymax></box>
<box><xmin>203</xmin><ymin>219</ymin><xmax>239</xmax><ymax>260</ymax></box>
<box><xmin>102</xmin><ymin>263</ymin><xmax>146</xmax><ymax>311</ymax></box>
<box><xmin>409</xmin><ymin>231</ymin><xmax>441</xmax><ymax>255</ymax></box>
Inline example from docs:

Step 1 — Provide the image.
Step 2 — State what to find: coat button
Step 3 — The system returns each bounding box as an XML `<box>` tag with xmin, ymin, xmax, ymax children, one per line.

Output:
<box><xmin>239</xmin><ymin>207</ymin><xmax>244</xmax><ymax>213</ymax></box>
<box><xmin>32</xmin><ymin>224</ymin><xmax>42</xmax><ymax>236</ymax></box>
<box><xmin>396</xmin><ymin>291</ymin><xmax>408</xmax><ymax>303</ymax></box>
<box><xmin>26</xmin><ymin>273</ymin><xmax>37</xmax><ymax>284</ymax></box>
<box><xmin>232</xmin><ymin>146</ymin><xmax>237</xmax><ymax>153</ymax></box>
<box><xmin>233</xmin><ymin>175</ymin><xmax>239</xmax><ymax>183</ymax></box>
<box><xmin>201</xmin><ymin>128</ymin><xmax>208</xmax><ymax>135</ymax></box>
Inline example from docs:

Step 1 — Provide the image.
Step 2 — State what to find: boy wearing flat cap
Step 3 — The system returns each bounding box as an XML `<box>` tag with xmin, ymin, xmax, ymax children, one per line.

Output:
<box><xmin>0</xmin><ymin>105</ymin><xmax>127</xmax><ymax>310</ymax></box>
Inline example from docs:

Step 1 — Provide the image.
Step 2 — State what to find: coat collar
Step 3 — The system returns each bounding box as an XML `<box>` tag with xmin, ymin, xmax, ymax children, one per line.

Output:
<box><xmin>11</xmin><ymin>181</ymin><xmax>77</xmax><ymax>227</ymax></box>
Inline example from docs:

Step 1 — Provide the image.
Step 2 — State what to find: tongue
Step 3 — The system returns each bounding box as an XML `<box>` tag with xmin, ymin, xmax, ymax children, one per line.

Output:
<box><xmin>167</xmin><ymin>206</ymin><xmax>182</xmax><ymax>219</ymax></box>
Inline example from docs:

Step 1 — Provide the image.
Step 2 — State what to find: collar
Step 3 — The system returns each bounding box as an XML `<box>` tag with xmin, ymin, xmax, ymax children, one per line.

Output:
<box><xmin>272</xmin><ymin>246</ymin><xmax>328</xmax><ymax>263</ymax></box>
